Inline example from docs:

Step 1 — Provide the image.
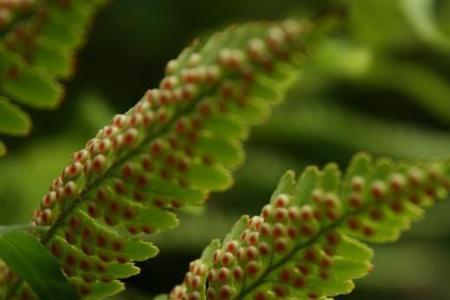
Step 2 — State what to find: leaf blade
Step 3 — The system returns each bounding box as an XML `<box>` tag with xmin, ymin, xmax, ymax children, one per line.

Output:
<box><xmin>0</xmin><ymin>230</ymin><xmax>78</xmax><ymax>300</ymax></box>
<box><xmin>0</xmin><ymin>97</ymin><xmax>32</xmax><ymax>136</ymax></box>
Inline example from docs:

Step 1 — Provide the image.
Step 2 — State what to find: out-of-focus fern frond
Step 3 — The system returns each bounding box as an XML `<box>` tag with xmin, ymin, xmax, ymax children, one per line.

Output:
<box><xmin>255</xmin><ymin>98</ymin><xmax>450</xmax><ymax>159</ymax></box>
<box><xmin>401</xmin><ymin>0</ymin><xmax>450</xmax><ymax>53</ymax></box>
<box><xmin>0</xmin><ymin>0</ymin><xmax>107</xmax><ymax>155</ymax></box>
<box><xmin>350</xmin><ymin>0</ymin><xmax>450</xmax><ymax>52</ymax></box>
<box><xmin>0</xmin><ymin>96</ymin><xmax>31</xmax><ymax>136</ymax></box>
<box><xmin>307</xmin><ymin>40</ymin><xmax>450</xmax><ymax>124</ymax></box>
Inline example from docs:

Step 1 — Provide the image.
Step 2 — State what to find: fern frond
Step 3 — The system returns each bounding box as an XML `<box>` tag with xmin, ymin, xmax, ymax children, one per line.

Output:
<box><xmin>2</xmin><ymin>0</ymin><xmax>107</xmax><ymax>77</ymax></box>
<box><xmin>255</xmin><ymin>98</ymin><xmax>450</xmax><ymax>159</ymax></box>
<box><xmin>1</xmin><ymin>18</ymin><xmax>324</xmax><ymax>299</ymax></box>
<box><xmin>0</xmin><ymin>0</ymin><xmax>36</xmax><ymax>30</ymax></box>
<box><xmin>305</xmin><ymin>38</ymin><xmax>450</xmax><ymax>125</ymax></box>
<box><xmin>0</xmin><ymin>0</ymin><xmax>107</xmax><ymax>155</ymax></box>
<box><xmin>168</xmin><ymin>153</ymin><xmax>450</xmax><ymax>300</ymax></box>
<box><xmin>0</xmin><ymin>96</ymin><xmax>31</xmax><ymax>136</ymax></box>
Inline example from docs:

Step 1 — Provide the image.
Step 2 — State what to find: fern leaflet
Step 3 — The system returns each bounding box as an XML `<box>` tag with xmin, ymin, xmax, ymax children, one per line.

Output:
<box><xmin>0</xmin><ymin>0</ymin><xmax>106</xmax><ymax>155</ymax></box>
<box><xmin>167</xmin><ymin>153</ymin><xmax>450</xmax><ymax>300</ymax></box>
<box><xmin>1</xmin><ymin>18</ymin><xmax>327</xmax><ymax>299</ymax></box>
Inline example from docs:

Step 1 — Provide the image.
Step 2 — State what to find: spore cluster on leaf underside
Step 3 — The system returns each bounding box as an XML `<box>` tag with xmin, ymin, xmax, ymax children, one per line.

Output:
<box><xmin>170</xmin><ymin>154</ymin><xmax>450</xmax><ymax>300</ymax></box>
<box><xmin>5</xmin><ymin>19</ymin><xmax>312</xmax><ymax>299</ymax></box>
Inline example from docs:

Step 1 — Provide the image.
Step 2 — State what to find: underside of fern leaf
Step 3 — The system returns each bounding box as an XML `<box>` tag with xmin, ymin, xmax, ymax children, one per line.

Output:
<box><xmin>167</xmin><ymin>153</ymin><xmax>450</xmax><ymax>300</ymax></box>
<box><xmin>0</xmin><ymin>18</ymin><xmax>322</xmax><ymax>299</ymax></box>
<box><xmin>0</xmin><ymin>0</ymin><xmax>106</xmax><ymax>155</ymax></box>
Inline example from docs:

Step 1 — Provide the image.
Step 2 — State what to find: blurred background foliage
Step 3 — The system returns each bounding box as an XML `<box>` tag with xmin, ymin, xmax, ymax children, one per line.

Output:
<box><xmin>1</xmin><ymin>0</ymin><xmax>450</xmax><ymax>299</ymax></box>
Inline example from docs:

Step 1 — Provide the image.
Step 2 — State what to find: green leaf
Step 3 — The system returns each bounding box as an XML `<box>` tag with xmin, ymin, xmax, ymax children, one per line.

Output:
<box><xmin>320</xmin><ymin>163</ymin><xmax>341</xmax><ymax>192</ymax></box>
<box><xmin>168</xmin><ymin>153</ymin><xmax>450</xmax><ymax>299</ymax></box>
<box><xmin>83</xmin><ymin>281</ymin><xmax>124</xmax><ymax>300</ymax></box>
<box><xmin>2</xmin><ymin>18</ymin><xmax>324</xmax><ymax>300</ymax></box>
<box><xmin>0</xmin><ymin>0</ymin><xmax>107</xmax><ymax>153</ymax></box>
<box><xmin>271</xmin><ymin>170</ymin><xmax>296</xmax><ymax>201</ymax></box>
<box><xmin>1</xmin><ymin>68</ymin><xmax>63</xmax><ymax>108</ymax></box>
<box><xmin>200</xmin><ymin>239</ymin><xmax>221</xmax><ymax>265</ymax></box>
<box><xmin>294</xmin><ymin>166</ymin><xmax>320</xmax><ymax>205</ymax></box>
<box><xmin>0</xmin><ymin>230</ymin><xmax>78</xmax><ymax>300</ymax></box>
<box><xmin>33</xmin><ymin>43</ymin><xmax>72</xmax><ymax>78</ymax></box>
<box><xmin>0</xmin><ymin>97</ymin><xmax>31</xmax><ymax>135</ymax></box>
<box><xmin>202</xmin><ymin>115</ymin><xmax>248</xmax><ymax>140</ymax></box>
<box><xmin>224</xmin><ymin>216</ymin><xmax>249</xmax><ymax>244</ymax></box>
<box><xmin>195</xmin><ymin>135</ymin><xmax>244</xmax><ymax>169</ymax></box>
<box><xmin>0</xmin><ymin>225</ymin><xmax>48</xmax><ymax>235</ymax></box>
<box><xmin>141</xmin><ymin>178</ymin><xmax>206</xmax><ymax>206</ymax></box>
<box><xmin>187</xmin><ymin>164</ymin><xmax>233</xmax><ymax>191</ymax></box>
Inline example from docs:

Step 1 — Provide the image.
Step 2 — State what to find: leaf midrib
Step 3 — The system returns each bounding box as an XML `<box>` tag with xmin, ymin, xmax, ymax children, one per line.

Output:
<box><xmin>235</xmin><ymin>205</ymin><xmax>370</xmax><ymax>299</ymax></box>
<box><xmin>4</xmin><ymin>82</ymin><xmax>219</xmax><ymax>300</ymax></box>
<box><xmin>41</xmin><ymin>84</ymin><xmax>219</xmax><ymax>245</ymax></box>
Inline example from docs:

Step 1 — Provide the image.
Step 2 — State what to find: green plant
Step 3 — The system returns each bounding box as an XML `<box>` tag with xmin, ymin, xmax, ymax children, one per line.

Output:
<box><xmin>164</xmin><ymin>153</ymin><xmax>450</xmax><ymax>299</ymax></box>
<box><xmin>0</xmin><ymin>1</ymin><xmax>449</xmax><ymax>300</ymax></box>
<box><xmin>0</xmin><ymin>0</ymin><xmax>106</xmax><ymax>155</ymax></box>
<box><xmin>1</xmin><ymin>13</ymin><xmax>325</xmax><ymax>300</ymax></box>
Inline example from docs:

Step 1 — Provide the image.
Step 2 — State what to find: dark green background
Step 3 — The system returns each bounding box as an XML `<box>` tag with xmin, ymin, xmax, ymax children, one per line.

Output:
<box><xmin>1</xmin><ymin>0</ymin><xmax>450</xmax><ymax>299</ymax></box>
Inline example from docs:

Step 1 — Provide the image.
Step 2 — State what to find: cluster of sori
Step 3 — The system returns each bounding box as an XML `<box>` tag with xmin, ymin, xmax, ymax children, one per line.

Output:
<box><xmin>31</xmin><ymin>18</ymin><xmax>308</xmax><ymax>229</ymax></box>
<box><xmin>0</xmin><ymin>0</ymin><xmax>33</xmax><ymax>7</ymax></box>
<box><xmin>0</xmin><ymin>0</ymin><xmax>33</xmax><ymax>8</ymax></box>
<box><xmin>2</xmin><ymin>0</ymin><xmax>48</xmax><ymax>59</ymax></box>
<box><xmin>1</xmin><ymin>0</ymin><xmax>105</xmax><ymax>79</ymax></box>
<box><xmin>169</xmin><ymin>154</ymin><xmax>450</xmax><ymax>300</ymax></box>
<box><xmin>1</xmin><ymin>19</ymin><xmax>314</xmax><ymax>299</ymax></box>
<box><xmin>0</xmin><ymin>0</ymin><xmax>107</xmax><ymax>157</ymax></box>
<box><xmin>0</xmin><ymin>0</ymin><xmax>34</xmax><ymax>28</ymax></box>
<box><xmin>0</xmin><ymin>259</ymin><xmax>14</xmax><ymax>299</ymax></box>
<box><xmin>170</xmin><ymin>259</ymin><xmax>210</xmax><ymax>300</ymax></box>
<box><xmin>0</xmin><ymin>260</ymin><xmax>37</xmax><ymax>300</ymax></box>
